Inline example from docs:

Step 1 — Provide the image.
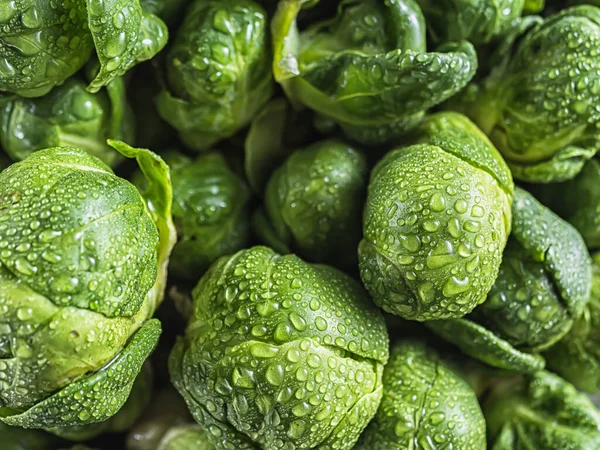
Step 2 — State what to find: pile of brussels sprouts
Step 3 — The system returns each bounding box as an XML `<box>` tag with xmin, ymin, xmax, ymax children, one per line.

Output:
<box><xmin>3</xmin><ymin>0</ymin><xmax>600</xmax><ymax>449</ymax></box>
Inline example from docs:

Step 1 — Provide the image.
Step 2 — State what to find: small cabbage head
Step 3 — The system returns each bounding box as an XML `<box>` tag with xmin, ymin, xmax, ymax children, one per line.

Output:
<box><xmin>0</xmin><ymin>0</ymin><xmax>168</xmax><ymax>97</ymax></box>
<box><xmin>169</xmin><ymin>246</ymin><xmax>389</xmax><ymax>450</ymax></box>
<box><xmin>0</xmin><ymin>77</ymin><xmax>133</xmax><ymax>168</ymax></box>
<box><xmin>415</xmin><ymin>0</ymin><xmax>534</xmax><ymax>45</ymax></box>
<box><xmin>254</xmin><ymin>139</ymin><xmax>368</xmax><ymax>269</ymax></box>
<box><xmin>429</xmin><ymin>187</ymin><xmax>592</xmax><ymax>373</ymax></box>
<box><xmin>356</xmin><ymin>340</ymin><xmax>486</xmax><ymax>450</ymax></box>
<box><xmin>272</xmin><ymin>0</ymin><xmax>477</xmax><ymax>145</ymax></box>
<box><xmin>159</xmin><ymin>151</ymin><xmax>251</xmax><ymax>281</ymax></box>
<box><xmin>359</xmin><ymin>112</ymin><xmax>513</xmax><ymax>321</ymax></box>
<box><xmin>544</xmin><ymin>253</ymin><xmax>600</xmax><ymax>393</ymax></box>
<box><xmin>0</xmin><ymin>142</ymin><xmax>176</xmax><ymax>430</ymax></box>
<box><xmin>484</xmin><ymin>371</ymin><xmax>600</xmax><ymax>449</ymax></box>
<box><xmin>464</xmin><ymin>6</ymin><xmax>600</xmax><ymax>183</ymax></box>
<box><xmin>156</xmin><ymin>0</ymin><xmax>274</xmax><ymax>151</ymax></box>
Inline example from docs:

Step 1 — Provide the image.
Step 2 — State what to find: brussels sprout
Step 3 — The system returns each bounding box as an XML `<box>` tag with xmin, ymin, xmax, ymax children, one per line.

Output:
<box><xmin>0</xmin><ymin>0</ymin><xmax>168</xmax><ymax>97</ymax></box>
<box><xmin>0</xmin><ymin>77</ymin><xmax>132</xmax><ymax>167</ymax></box>
<box><xmin>0</xmin><ymin>141</ymin><xmax>176</xmax><ymax>430</ymax></box>
<box><xmin>156</xmin><ymin>0</ymin><xmax>274</xmax><ymax>151</ymax></box>
<box><xmin>414</xmin><ymin>0</ymin><xmax>529</xmax><ymax>45</ymax></box>
<box><xmin>254</xmin><ymin>139</ymin><xmax>367</xmax><ymax>268</ymax></box>
<box><xmin>160</xmin><ymin>151</ymin><xmax>251</xmax><ymax>281</ymax></box>
<box><xmin>429</xmin><ymin>187</ymin><xmax>592</xmax><ymax>372</ymax></box>
<box><xmin>169</xmin><ymin>246</ymin><xmax>389</xmax><ymax>450</ymax></box>
<box><xmin>544</xmin><ymin>253</ymin><xmax>600</xmax><ymax>392</ymax></box>
<box><xmin>463</xmin><ymin>6</ymin><xmax>600</xmax><ymax>183</ymax></box>
<box><xmin>533</xmin><ymin>158</ymin><xmax>600</xmax><ymax>250</ymax></box>
<box><xmin>157</xmin><ymin>425</ymin><xmax>214</xmax><ymax>450</ymax></box>
<box><xmin>484</xmin><ymin>371</ymin><xmax>600</xmax><ymax>449</ymax></box>
<box><xmin>356</xmin><ymin>340</ymin><xmax>486</xmax><ymax>449</ymax></box>
<box><xmin>359</xmin><ymin>112</ymin><xmax>513</xmax><ymax>321</ymax></box>
<box><xmin>272</xmin><ymin>0</ymin><xmax>478</xmax><ymax>145</ymax></box>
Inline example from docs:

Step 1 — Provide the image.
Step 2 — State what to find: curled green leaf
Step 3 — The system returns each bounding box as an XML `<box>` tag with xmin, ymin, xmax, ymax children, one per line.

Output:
<box><xmin>272</xmin><ymin>0</ymin><xmax>478</xmax><ymax>144</ymax></box>
<box><xmin>0</xmin><ymin>0</ymin><xmax>167</xmax><ymax>97</ymax></box>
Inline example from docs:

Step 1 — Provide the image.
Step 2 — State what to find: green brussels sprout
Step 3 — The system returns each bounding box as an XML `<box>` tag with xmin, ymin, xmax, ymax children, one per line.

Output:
<box><xmin>272</xmin><ymin>0</ymin><xmax>478</xmax><ymax>145</ymax></box>
<box><xmin>0</xmin><ymin>421</ymin><xmax>63</xmax><ymax>450</ymax></box>
<box><xmin>0</xmin><ymin>77</ymin><xmax>132</xmax><ymax>168</ymax></box>
<box><xmin>169</xmin><ymin>246</ymin><xmax>389</xmax><ymax>450</ymax></box>
<box><xmin>462</xmin><ymin>6</ymin><xmax>600</xmax><ymax>183</ymax></box>
<box><xmin>254</xmin><ymin>139</ymin><xmax>367</xmax><ymax>268</ymax></box>
<box><xmin>359</xmin><ymin>112</ymin><xmax>513</xmax><ymax>321</ymax></box>
<box><xmin>0</xmin><ymin>0</ymin><xmax>168</xmax><ymax>97</ymax></box>
<box><xmin>415</xmin><ymin>0</ymin><xmax>531</xmax><ymax>45</ymax></box>
<box><xmin>48</xmin><ymin>364</ymin><xmax>153</xmax><ymax>441</ymax></box>
<box><xmin>0</xmin><ymin>141</ymin><xmax>176</xmax><ymax>430</ymax></box>
<box><xmin>356</xmin><ymin>340</ymin><xmax>486</xmax><ymax>449</ymax></box>
<box><xmin>532</xmin><ymin>158</ymin><xmax>600</xmax><ymax>250</ymax></box>
<box><xmin>162</xmin><ymin>151</ymin><xmax>251</xmax><ymax>281</ymax></box>
<box><xmin>156</xmin><ymin>0</ymin><xmax>274</xmax><ymax>151</ymax></box>
<box><xmin>157</xmin><ymin>425</ymin><xmax>215</xmax><ymax>450</ymax></box>
<box><xmin>429</xmin><ymin>187</ymin><xmax>592</xmax><ymax>373</ymax></box>
<box><xmin>544</xmin><ymin>253</ymin><xmax>600</xmax><ymax>392</ymax></box>
<box><xmin>484</xmin><ymin>371</ymin><xmax>600</xmax><ymax>449</ymax></box>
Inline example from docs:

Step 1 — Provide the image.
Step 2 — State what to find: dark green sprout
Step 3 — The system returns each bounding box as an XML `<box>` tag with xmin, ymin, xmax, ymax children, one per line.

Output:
<box><xmin>254</xmin><ymin>139</ymin><xmax>368</xmax><ymax>269</ymax></box>
<box><xmin>156</xmin><ymin>0</ymin><xmax>274</xmax><ymax>151</ymax></box>
<box><xmin>165</xmin><ymin>151</ymin><xmax>251</xmax><ymax>280</ymax></box>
